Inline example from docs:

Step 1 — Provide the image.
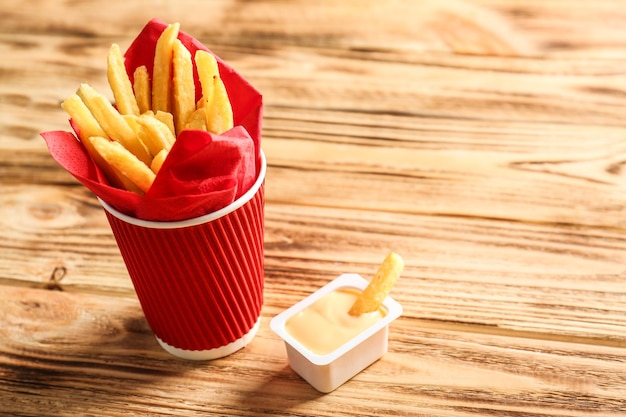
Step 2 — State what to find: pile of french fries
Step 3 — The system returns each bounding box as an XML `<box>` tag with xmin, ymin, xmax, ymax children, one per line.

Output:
<box><xmin>61</xmin><ymin>23</ymin><xmax>234</xmax><ymax>194</ymax></box>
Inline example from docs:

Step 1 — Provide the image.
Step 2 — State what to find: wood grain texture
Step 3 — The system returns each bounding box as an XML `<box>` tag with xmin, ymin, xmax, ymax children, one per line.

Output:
<box><xmin>2</xmin><ymin>286</ymin><xmax>626</xmax><ymax>416</ymax></box>
<box><xmin>2</xmin><ymin>0</ymin><xmax>626</xmax><ymax>415</ymax></box>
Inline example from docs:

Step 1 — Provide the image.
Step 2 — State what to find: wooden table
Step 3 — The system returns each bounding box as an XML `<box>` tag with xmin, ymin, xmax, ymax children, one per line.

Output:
<box><xmin>2</xmin><ymin>1</ymin><xmax>626</xmax><ymax>415</ymax></box>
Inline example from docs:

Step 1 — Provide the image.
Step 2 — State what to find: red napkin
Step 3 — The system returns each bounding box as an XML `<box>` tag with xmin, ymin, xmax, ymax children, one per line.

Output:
<box><xmin>41</xmin><ymin>18</ymin><xmax>263</xmax><ymax>221</ymax></box>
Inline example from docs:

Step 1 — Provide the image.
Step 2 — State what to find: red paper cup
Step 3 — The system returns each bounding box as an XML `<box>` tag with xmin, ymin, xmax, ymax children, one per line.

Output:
<box><xmin>99</xmin><ymin>152</ymin><xmax>266</xmax><ymax>360</ymax></box>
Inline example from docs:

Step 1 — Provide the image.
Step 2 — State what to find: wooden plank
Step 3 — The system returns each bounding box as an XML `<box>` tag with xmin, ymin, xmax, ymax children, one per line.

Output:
<box><xmin>3</xmin><ymin>0</ymin><xmax>626</xmax><ymax>58</ymax></box>
<box><xmin>2</xmin><ymin>185</ymin><xmax>625</xmax><ymax>344</ymax></box>
<box><xmin>1</xmin><ymin>285</ymin><xmax>625</xmax><ymax>416</ymax></box>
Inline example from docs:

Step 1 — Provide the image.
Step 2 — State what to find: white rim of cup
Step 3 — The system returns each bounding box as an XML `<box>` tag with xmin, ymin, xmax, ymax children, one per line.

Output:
<box><xmin>99</xmin><ymin>150</ymin><xmax>266</xmax><ymax>229</ymax></box>
<box><xmin>155</xmin><ymin>317</ymin><xmax>261</xmax><ymax>360</ymax></box>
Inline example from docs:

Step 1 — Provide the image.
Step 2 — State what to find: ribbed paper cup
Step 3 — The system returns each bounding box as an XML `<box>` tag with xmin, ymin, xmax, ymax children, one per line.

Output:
<box><xmin>99</xmin><ymin>152</ymin><xmax>266</xmax><ymax>360</ymax></box>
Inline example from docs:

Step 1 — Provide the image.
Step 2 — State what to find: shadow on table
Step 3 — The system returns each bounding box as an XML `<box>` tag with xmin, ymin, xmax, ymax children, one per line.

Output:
<box><xmin>2</xmin><ymin>286</ymin><xmax>327</xmax><ymax>414</ymax></box>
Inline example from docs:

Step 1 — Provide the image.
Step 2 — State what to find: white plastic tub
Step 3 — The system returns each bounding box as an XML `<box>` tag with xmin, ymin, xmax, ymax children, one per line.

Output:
<box><xmin>270</xmin><ymin>273</ymin><xmax>403</xmax><ymax>393</ymax></box>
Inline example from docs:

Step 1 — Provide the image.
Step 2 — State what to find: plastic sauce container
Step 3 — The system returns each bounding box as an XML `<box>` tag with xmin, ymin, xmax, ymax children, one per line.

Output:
<box><xmin>270</xmin><ymin>273</ymin><xmax>403</xmax><ymax>393</ymax></box>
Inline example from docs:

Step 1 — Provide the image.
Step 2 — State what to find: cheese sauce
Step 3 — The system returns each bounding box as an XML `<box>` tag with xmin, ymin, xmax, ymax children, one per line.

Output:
<box><xmin>285</xmin><ymin>288</ymin><xmax>386</xmax><ymax>355</ymax></box>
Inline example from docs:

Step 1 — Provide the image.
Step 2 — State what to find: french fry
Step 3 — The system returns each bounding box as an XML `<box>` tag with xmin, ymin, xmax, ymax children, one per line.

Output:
<box><xmin>135</xmin><ymin>114</ymin><xmax>175</xmax><ymax>156</ymax></box>
<box><xmin>205</xmin><ymin>75</ymin><xmax>233</xmax><ymax>134</ymax></box>
<box><xmin>172</xmin><ymin>39</ymin><xmax>195</xmax><ymax>136</ymax></box>
<box><xmin>195</xmin><ymin>50</ymin><xmax>219</xmax><ymax>109</ymax></box>
<box><xmin>151</xmin><ymin>149</ymin><xmax>168</xmax><ymax>174</ymax></box>
<box><xmin>111</xmin><ymin>169</ymin><xmax>144</xmax><ymax>194</ymax></box>
<box><xmin>133</xmin><ymin>65</ymin><xmax>151</xmax><ymax>114</ymax></box>
<box><xmin>155</xmin><ymin>110</ymin><xmax>176</xmax><ymax>139</ymax></box>
<box><xmin>89</xmin><ymin>136</ymin><xmax>155</xmax><ymax>193</ymax></box>
<box><xmin>152</xmin><ymin>22</ymin><xmax>180</xmax><ymax>113</ymax></box>
<box><xmin>349</xmin><ymin>252</ymin><xmax>404</xmax><ymax>316</ymax></box>
<box><xmin>61</xmin><ymin>93</ymin><xmax>107</xmax><ymax>140</ymax></box>
<box><xmin>122</xmin><ymin>114</ymin><xmax>140</xmax><ymax>134</ymax></box>
<box><xmin>61</xmin><ymin>94</ymin><xmax>120</xmax><ymax>183</ymax></box>
<box><xmin>107</xmin><ymin>43</ymin><xmax>140</xmax><ymax>116</ymax></box>
<box><xmin>184</xmin><ymin>107</ymin><xmax>207</xmax><ymax>131</ymax></box>
<box><xmin>61</xmin><ymin>95</ymin><xmax>143</xmax><ymax>193</ymax></box>
<box><xmin>77</xmin><ymin>83</ymin><xmax>151</xmax><ymax>166</ymax></box>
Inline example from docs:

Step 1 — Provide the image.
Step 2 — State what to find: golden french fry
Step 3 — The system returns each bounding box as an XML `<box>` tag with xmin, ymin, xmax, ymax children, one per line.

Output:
<box><xmin>77</xmin><ymin>83</ymin><xmax>151</xmax><ymax>166</ymax></box>
<box><xmin>133</xmin><ymin>65</ymin><xmax>151</xmax><ymax>114</ymax></box>
<box><xmin>107</xmin><ymin>43</ymin><xmax>139</xmax><ymax>116</ymax></box>
<box><xmin>61</xmin><ymin>96</ymin><xmax>142</xmax><ymax>192</ymax></box>
<box><xmin>122</xmin><ymin>114</ymin><xmax>140</xmax><ymax>134</ymax></box>
<box><xmin>111</xmin><ymin>170</ymin><xmax>144</xmax><ymax>194</ymax></box>
<box><xmin>194</xmin><ymin>50</ymin><xmax>219</xmax><ymax>108</ymax></box>
<box><xmin>152</xmin><ymin>22</ymin><xmax>180</xmax><ymax>113</ymax></box>
<box><xmin>121</xmin><ymin>114</ymin><xmax>153</xmax><ymax>166</ymax></box>
<box><xmin>106</xmin><ymin>163</ymin><xmax>145</xmax><ymax>194</ymax></box>
<box><xmin>89</xmin><ymin>136</ymin><xmax>155</xmax><ymax>193</ymax></box>
<box><xmin>150</xmin><ymin>149</ymin><xmax>168</xmax><ymax>174</ymax></box>
<box><xmin>172</xmin><ymin>39</ymin><xmax>195</xmax><ymax>136</ymax></box>
<box><xmin>61</xmin><ymin>94</ymin><xmax>107</xmax><ymax>140</ymax></box>
<box><xmin>61</xmin><ymin>94</ymin><xmax>121</xmax><ymax>184</ymax></box>
<box><xmin>135</xmin><ymin>114</ymin><xmax>175</xmax><ymax>156</ymax></box>
<box><xmin>155</xmin><ymin>111</ymin><xmax>175</xmax><ymax>138</ymax></box>
<box><xmin>349</xmin><ymin>252</ymin><xmax>404</xmax><ymax>316</ymax></box>
<box><xmin>184</xmin><ymin>107</ymin><xmax>207</xmax><ymax>131</ymax></box>
<box><xmin>205</xmin><ymin>75</ymin><xmax>233</xmax><ymax>134</ymax></box>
